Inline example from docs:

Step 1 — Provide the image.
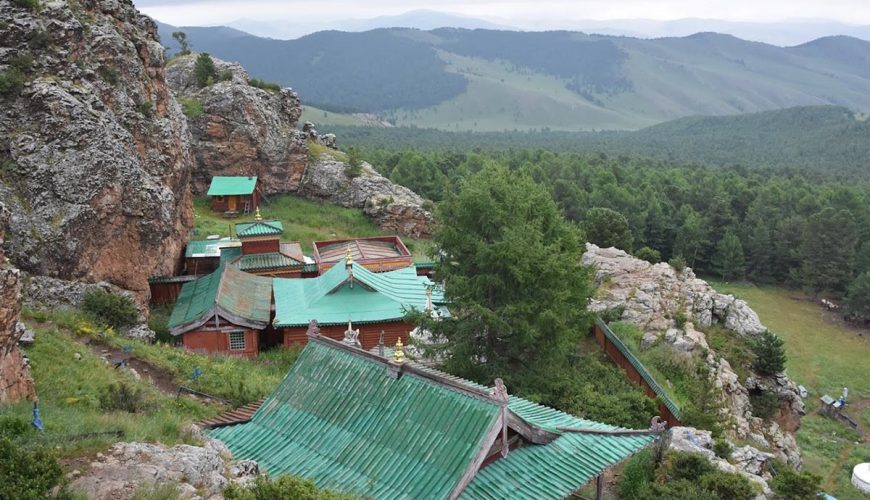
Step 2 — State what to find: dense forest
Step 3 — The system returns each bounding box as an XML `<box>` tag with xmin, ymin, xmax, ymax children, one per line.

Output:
<box><xmin>328</xmin><ymin>106</ymin><xmax>870</xmax><ymax>179</ymax></box>
<box><xmin>358</xmin><ymin>147</ymin><xmax>870</xmax><ymax>321</ymax></box>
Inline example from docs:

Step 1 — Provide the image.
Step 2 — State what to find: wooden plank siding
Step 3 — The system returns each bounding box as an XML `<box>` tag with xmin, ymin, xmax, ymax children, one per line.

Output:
<box><xmin>592</xmin><ymin>322</ymin><xmax>682</xmax><ymax>428</ymax></box>
<box><xmin>283</xmin><ymin>322</ymin><xmax>414</xmax><ymax>350</ymax></box>
<box><xmin>241</xmin><ymin>238</ymin><xmax>280</xmax><ymax>255</ymax></box>
<box><xmin>182</xmin><ymin>328</ymin><xmax>259</xmax><ymax>358</ymax></box>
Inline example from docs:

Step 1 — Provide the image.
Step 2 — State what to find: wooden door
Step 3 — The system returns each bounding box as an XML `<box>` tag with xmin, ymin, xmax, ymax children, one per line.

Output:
<box><xmin>228</xmin><ymin>195</ymin><xmax>237</xmax><ymax>211</ymax></box>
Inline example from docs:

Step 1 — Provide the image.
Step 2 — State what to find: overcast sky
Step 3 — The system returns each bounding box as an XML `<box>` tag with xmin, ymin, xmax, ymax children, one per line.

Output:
<box><xmin>135</xmin><ymin>0</ymin><xmax>870</xmax><ymax>28</ymax></box>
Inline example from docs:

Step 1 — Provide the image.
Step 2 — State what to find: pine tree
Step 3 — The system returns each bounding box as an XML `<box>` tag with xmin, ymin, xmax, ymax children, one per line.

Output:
<box><xmin>712</xmin><ymin>229</ymin><xmax>745</xmax><ymax>281</ymax></box>
<box><xmin>799</xmin><ymin>208</ymin><xmax>857</xmax><ymax>295</ymax></box>
<box><xmin>846</xmin><ymin>272</ymin><xmax>870</xmax><ymax>324</ymax></box>
<box><xmin>171</xmin><ymin>31</ymin><xmax>191</xmax><ymax>55</ymax></box>
<box><xmin>583</xmin><ymin>207</ymin><xmax>633</xmax><ymax>250</ymax></box>
<box><xmin>426</xmin><ymin>164</ymin><xmax>595</xmax><ymax>393</ymax></box>
<box><xmin>193</xmin><ymin>53</ymin><xmax>217</xmax><ymax>88</ymax></box>
<box><xmin>752</xmin><ymin>331</ymin><xmax>787</xmax><ymax>375</ymax></box>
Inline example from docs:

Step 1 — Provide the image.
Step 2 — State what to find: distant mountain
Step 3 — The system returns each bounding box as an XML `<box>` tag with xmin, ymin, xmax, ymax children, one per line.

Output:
<box><xmin>156</xmin><ymin>23</ymin><xmax>870</xmax><ymax>131</ymax></box>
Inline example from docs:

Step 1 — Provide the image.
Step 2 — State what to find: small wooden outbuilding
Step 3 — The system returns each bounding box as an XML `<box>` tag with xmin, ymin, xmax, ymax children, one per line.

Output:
<box><xmin>207</xmin><ymin>176</ymin><xmax>260</xmax><ymax>216</ymax></box>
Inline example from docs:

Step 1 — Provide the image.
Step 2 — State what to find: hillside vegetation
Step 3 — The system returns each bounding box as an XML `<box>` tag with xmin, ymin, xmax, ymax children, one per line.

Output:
<box><xmin>157</xmin><ymin>23</ymin><xmax>870</xmax><ymax>130</ymax></box>
<box><xmin>327</xmin><ymin>106</ymin><xmax>870</xmax><ymax>179</ymax></box>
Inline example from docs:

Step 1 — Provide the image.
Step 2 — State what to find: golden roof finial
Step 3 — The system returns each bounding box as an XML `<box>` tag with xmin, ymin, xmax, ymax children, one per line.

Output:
<box><xmin>345</xmin><ymin>244</ymin><xmax>354</xmax><ymax>265</ymax></box>
<box><xmin>254</xmin><ymin>207</ymin><xmax>263</xmax><ymax>221</ymax></box>
<box><xmin>394</xmin><ymin>338</ymin><xmax>405</xmax><ymax>363</ymax></box>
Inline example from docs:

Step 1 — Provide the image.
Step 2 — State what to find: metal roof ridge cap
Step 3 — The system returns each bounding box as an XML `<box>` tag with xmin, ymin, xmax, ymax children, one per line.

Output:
<box><xmin>310</xmin><ymin>336</ymin><xmax>506</xmax><ymax>405</ymax></box>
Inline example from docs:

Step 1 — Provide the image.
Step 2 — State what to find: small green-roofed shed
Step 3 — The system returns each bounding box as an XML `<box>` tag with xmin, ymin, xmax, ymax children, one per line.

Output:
<box><xmin>168</xmin><ymin>265</ymin><xmax>273</xmax><ymax>336</ymax></box>
<box><xmin>273</xmin><ymin>260</ymin><xmax>443</xmax><ymax>327</ymax></box>
<box><xmin>207</xmin><ymin>176</ymin><xmax>258</xmax><ymax>196</ymax></box>
<box><xmin>207</xmin><ymin>336</ymin><xmax>657</xmax><ymax>499</ymax></box>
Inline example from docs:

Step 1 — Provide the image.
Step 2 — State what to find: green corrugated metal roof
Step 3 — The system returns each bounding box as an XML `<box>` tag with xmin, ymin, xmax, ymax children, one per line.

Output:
<box><xmin>596</xmin><ymin>319</ymin><xmax>683</xmax><ymax>420</ymax></box>
<box><xmin>220</xmin><ymin>246</ymin><xmax>242</xmax><ymax>266</ymax></box>
<box><xmin>462</xmin><ymin>432</ymin><xmax>653</xmax><ymax>499</ymax></box>
<box><xmin>238</xmin><ymin>252</ymin><xmax>303</xmax><ymax>272</ymax></box>
<box><xmin>273</xmin><ymin>263</ymin><xmax>443</xmax><ymax>327</ymax></box>
<box><xmin>207</xmin><ymin>176</ymin><xmax>258</xmax><ymax>196</ymax></box>
<box><xmin>301</xmin><ymin>263</ymin><xmax>318</xmax><ymax>273</ymax></box>
<box><xmin>208</xmin><ymin>339</ymin><xmax>502</xmax><ymax>499</ymax></box>
<box><xmin>168</xmin><ymin>266</ymin><xmax>273</xmax><ymax>335</ymax></box>
<box><xmin>209</xmin><ymin>339</ymin><xmax>656</xmax><ymax>499</ymax></box>
<box><xmin>185</xmin><ymin>238</ymin><xmax>239</xmax><ymax>258</ymax></box>
<box><xmin>235</xmin><ymin>220</ymin><xmax>283</xmax><ymax>238</ymax></box>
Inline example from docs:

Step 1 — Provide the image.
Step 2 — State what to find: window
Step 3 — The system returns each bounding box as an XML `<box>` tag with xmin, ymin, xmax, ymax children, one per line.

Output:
<box><xmin>229</xmin><ymin>331</ymin><xmax>246</xmax><ymax>351</ymax></box>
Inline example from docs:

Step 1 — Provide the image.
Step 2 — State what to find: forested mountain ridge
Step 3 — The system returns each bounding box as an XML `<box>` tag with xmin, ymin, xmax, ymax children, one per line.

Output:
<box><xmin>156</xmin><ymin>23</ymin><xmax>870</xmax><ymax>131</ymax></box>
<box><xmin>330</xmin><ymin>106</ymin><xmax>870</xmax><ymax>179</ymax></box>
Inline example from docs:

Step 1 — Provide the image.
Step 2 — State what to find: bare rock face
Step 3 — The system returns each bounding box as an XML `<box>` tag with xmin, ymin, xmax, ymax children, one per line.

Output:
<box><xmin>299</xmin><ymin>159</ymin><xmax>433</xmax><ymax>238</ymax></box>
<box><xmin>69</xmin><ymin>439</ymin><xmax>258</xmax><ymax>499</ymax></box>
<box><xmin>0</xmin><ymin>0</ymin><xmax>194</xmax><ymax>301</ymax></box>
<box><xmin>0</xmin><ymin>203</ymin><xmax>35</xmax><ymax>403</ymax></box>
<box><xmin>584</xmin><ymin>243</ymin><xmax>804</xmax><ymax>466</ymax></box>
<box><xmin>165</xmin><ymin>54</ymin><xmax>308</xmax><ymax>195</ymax></box>
<box><xmin>669</xmin><ymin>426</ymin><xmax>774</xmax><ymax>497</ymax></box>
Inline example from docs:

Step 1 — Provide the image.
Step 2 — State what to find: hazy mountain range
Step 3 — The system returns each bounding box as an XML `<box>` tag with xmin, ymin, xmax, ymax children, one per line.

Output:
<box><xmin>193</xmin><ymin>10</ymin><xmax>870</xmax><ymax>46</ymax></box>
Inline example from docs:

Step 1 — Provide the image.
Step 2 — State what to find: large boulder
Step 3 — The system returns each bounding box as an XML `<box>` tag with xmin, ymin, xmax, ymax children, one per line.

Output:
<box><xmin>0</xmin><ymin>202</ymin><xmax>35</xmax><ymax>403</ymax></box>
<box><xmin>0</xmin><ymin>0</ymin><xmax>194</xmax><ymax>302</ymax></box>
<box><xmin>584</xmin><ymin>243</ymin><xmax>804</xmax><ymax>466</ymax></box>
<box><xmin>165</xmin><ymin>53</ymin><xmax>308</xmax><ymax>196</ymax></box>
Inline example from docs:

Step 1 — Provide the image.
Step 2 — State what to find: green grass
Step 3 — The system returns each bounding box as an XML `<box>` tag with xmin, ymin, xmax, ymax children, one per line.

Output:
<box><xmin>709</xmin><ymin>281</ymin><xmax>870</xmax><ymax>499</ymax></box>
<box><xmin>4</xmin><ymin>320</ymin><xmax>220</xmax><ymax>458</ymax></box>
<box><xmin>193</xmin><ymin>195</ymin><xmax>433</xmax><ymax>259</ymax></box>
<box><xmin>300</xmin><ymin>106</ymin><xmax>376</xmax><ymax>127</ymax></box>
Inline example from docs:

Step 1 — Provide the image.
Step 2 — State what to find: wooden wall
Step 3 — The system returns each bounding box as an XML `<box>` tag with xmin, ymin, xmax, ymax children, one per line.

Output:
<box><xmin>241</xmin><ymin>238</ymin><xmax>280</xmax><ymax>255</ymax></box>
<box><xmin>283</xmin><ymin>322</ymin><xmax>414</xmax><ymax>351</ymax></box>
<box><xmin>182</xmin><ymin>329</ymin><xmax>259</xmax><ymax>358</ymax></box>
<box><xmin>210</xmin><ymin>194</ymin><xmax>257</xmax><ymax>213</ymax></box>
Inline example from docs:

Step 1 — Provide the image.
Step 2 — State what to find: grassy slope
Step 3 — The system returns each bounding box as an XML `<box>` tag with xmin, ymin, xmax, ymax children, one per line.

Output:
<box><xmin>299</xmin><ymin>106</ymin><xmax>371</xmax><ymax>127</ymax></box>
<box><xmin>710</xmin><ymin>282</ymin><xmax>870</xmax><ymax>499</ymax></box>
<box><xmin>388</xmin><ymin>51</ymin><xmax>653</xmax><ymax>132</ymax></box>
<box><xmin>193</xmin><ymin>196</ymin><xmax>433</xmax><ymax>259</ymax></box>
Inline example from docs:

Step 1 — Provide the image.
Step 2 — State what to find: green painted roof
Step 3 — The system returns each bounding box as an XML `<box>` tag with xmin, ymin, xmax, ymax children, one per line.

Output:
<box><xmin>220</xmin><ymin>246</ymin><xmax>242</xmax><ymax>266</ymax></box>
<box><xmin>273</xmin><ymin>263</ymin><xmax>443</xmax><ymax>327</ymax></box>
<box><xmin>207</xmin><ymin>176</ymin><xmax>258</xmax><ymax>196</ymax></box>
<box><xmin>238</xmin><ymin>252</ymin><xmax>303</xmax><ymax>272</ymax></box>
<box><xmin>235</xmin><ymin>220</ymin><xmax>283</xmax><ymax>238</ymax></box>
<box><xmin>597</xmin><ymin>319</ymin><xmax>683</xmax><ymax>420</ymax></box>
<box><xmin>208</xmin><ymin>339</ymin><xmax>502</xmax><ymax>499</ymax></box>
<box><xmin>208</xmin><ymin>339</ymin><xmax>655</xmax><ymax>499</ymax></box>
<box><xmin>168</xmin><ymin>266</ymin><xmax>273</xmax><ymax>335</ymax></box>
<box><xmin>185</xmin><ymin>238</ymin><xmax>240</xmax><ymax>258</ymax></box>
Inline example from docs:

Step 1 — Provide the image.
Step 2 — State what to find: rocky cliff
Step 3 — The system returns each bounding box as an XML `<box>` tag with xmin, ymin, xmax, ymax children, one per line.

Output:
<box><xmin>165</xmin><ymin>54</ymin><xmax>308</xmax><ymax>195</ymax></box>
<box><xmin>0</xmin><ymin>0</ymin><xmax>193</xmax><ymax>299</ymax></box>
<box><xmin>165</xmin><ymin>53</ymin><xmax>433</xmax><ymax>238</ymax></box>
<box><xmin>583</xmin><ymin>244</ymin><xmax>804</xmax><ymax>466</ymax></box>
<box><xmin>0</xmin><ymin>202</ymin><xmax>35</xmax><ymax>403</ymax></box>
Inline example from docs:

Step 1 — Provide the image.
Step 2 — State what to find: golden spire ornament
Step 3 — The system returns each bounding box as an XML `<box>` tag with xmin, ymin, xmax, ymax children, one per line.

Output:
<box><xmin>254</xmin><ymin>207</ymin><xmax>263</xmax><ymax>221</ymax></box>
<box><xmin>394</xmin><ymin>338</ymin><xmax>405</xmax><ymax>363</ymax></box>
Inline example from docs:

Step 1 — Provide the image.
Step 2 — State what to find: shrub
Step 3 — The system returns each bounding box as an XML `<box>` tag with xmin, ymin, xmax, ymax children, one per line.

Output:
<box><xmin>99</xmin><ymin>382</ymin><xmax>148</xmax><ymax>413</ymax></box>
<box><xmin>421</xmin><ymin>199</ymin><xmax>435</xmax><ymax>212</ymax></box>
<box><xmin>97</xmin><ymin>65</ymin><xmax>119</xmax><ymax>86</ymax></box>
<box><xmin>749</xmin><ymin>389</ymin><xmax>780</xmax><ymax>419</ymax></box>
<box><xmin>193</xmin><ymin>53</ymin><xmax>217</xmax><ymax>88</ymax></box>
<box><xmin>673</xmin><ymin>311</ymin><xmax>687</xmax><ymax>329</ymax></box>
<box><xmin>0</xmin><ymin>416</ymin><xmax>31</xmax><ymax>439</ymax></box>
<box><xmin>713</xmin><ymin>438</ymin><xmax>732</xmax><ymax>459</ymax></box>
<box><xmin>657</xmin><ymin>451</ymin><xmax>714</xmax><ymax>482</ymax></box>
<box><xmin>224</xmin><ymin>474</ymin><xmax>355</xmax><ymax>500</ymax></box>
<box><xmin>635</xmin><ymin>246</ymin><xmax>662</xmax><ymax>263</ymax></box>
<box><xmin>28</xmin><ymin>30</ymin><xmax>51</xmax><ymax>49</ymax></box>
<box><xmin>599</xmin><ymin>304</ymin><xmax>626</xmax><ymax>324</ymax></box>
<box><xmin>752</xmin><ymin>330</ymin><xmax>786</xmax><ymax>375</ymax></box>
<box><xmin>698</xmin><ymin>470</ymin><xmax>754</xmax><ymax>499</ymax></box>
<box><xmin>12</xmin><ymin>0</ymin><xmax>39</xmax><ymax>11</ymax></box>
<box><xmin>669</xmin><ymin>255</ymin><xmax>687</xmax><ymax>273</ymax></box>
<box><xmin>83</xmin><ymin>290</ymin><xmax>138</xmax><ymax>328</ymax></box>
<box><xmin>217</xmin><ymin>69</ymin><xmax>233</xmax><ymax>82</ymax></box>
<box><xmin>180</xmin><ymin>98</ymin><xmax>204</xmax><ymax>119</ymax></box>
<box><xmin>345</xmin><ymin>147</ymin><xmax>363</xmax><ymax>178</ymax></box>
<box><xmin>137</xmin><ymin>101</ymin><xmax>154</xmax><ymax>118</ymax></box>
<box><xmin>0</xmin><ymin>437</ymin><xmax>64</xmax><ymax>500</ymax></box>
<box><xmin>248</xmin><ymin>78</ymin><xmax>281</xmax><ymax>92</ymax></box>
<box><xmin>770</xmin><ymin>464</ymin><xmax>822</xmax><ymax>499</ymax></box>
<box><xmin>618</xmin><ymin>448</ymin><xmax>655</xmax><ymax>500</ymax></box>
<box><xmin>148</xmin><ymin>304</ymin><xmax>174</xmax><ymax>344</ymax></box>
<box><xmin>0</xmin><ymin>68</ymin><xmax>26</xmax><ymax>96</ymax></box>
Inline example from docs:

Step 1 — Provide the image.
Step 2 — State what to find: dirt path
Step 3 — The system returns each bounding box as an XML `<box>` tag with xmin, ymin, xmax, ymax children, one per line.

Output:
<box><xmin>82</xmin><ymin>339</ymin><xmax>181</xmax><ymax>396</ymax></box>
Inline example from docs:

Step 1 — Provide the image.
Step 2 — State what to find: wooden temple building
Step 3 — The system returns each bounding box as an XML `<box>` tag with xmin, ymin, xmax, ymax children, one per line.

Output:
<box><xmin>274</xmin><ymin>250</ymin><xmax>444</xmax><ymax>349</ymax></box>
<box><xmin>233</xmin><ymin>213</ymin><xmax>307</xmax><ymax>278</ymax></box>
<box><xmin>207</xmin><ymin>176</ymin><xmax>261</xmax><ymax>216</ymax></box>
<box><xmin>204</xmin><ymin>331</ymin><xmax>663</xmax><ymax>499</ymax></box>
<box><xmin>313</xmin><ymin>235</ymin><xmax>412</xmax><ymax>274</ymax></box>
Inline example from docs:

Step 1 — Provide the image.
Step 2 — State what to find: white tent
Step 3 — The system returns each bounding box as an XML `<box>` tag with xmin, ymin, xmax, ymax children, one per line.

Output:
<box><xmin>853</xmin><ymin>463</ymin><xmax>870</xmax><ymax>493</ymax></box>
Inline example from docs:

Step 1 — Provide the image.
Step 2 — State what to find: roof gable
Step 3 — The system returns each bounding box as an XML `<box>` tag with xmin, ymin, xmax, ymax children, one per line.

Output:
<box><xmin>273</xmin><ymin>263</ymin><xmax>439</xmax><ymax>327</ymax></box>
<box><xmin>168</xmin><ymin>266</ymin><xmax>273</xmax><ymax>335</ymax></box>
<box><xmin>207</xmin><ymin>176</ymin><xmax>258</xmax><ymax>196</ymax></box>
<box><xmin>235</xmin><ymin>219</ymin><xmax>284</xmax><ymax>238</ymax></box>
<box><xmin>238</xmin><ymin>252</ymin><xmax>304</xmax><ymax>272</ymax></box>
<box><xmin>209</xmin><ymin>339</ymin><xmax>502</xmax><ymax>498</ymax></box>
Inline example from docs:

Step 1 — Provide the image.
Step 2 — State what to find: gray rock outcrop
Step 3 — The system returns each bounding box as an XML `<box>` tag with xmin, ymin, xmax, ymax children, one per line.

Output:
<box><xmin>0</xmin><ymin>0</ymin><xmax>194</xmax><ymax>301</ymax></box>
<box><xmin>165</xmin><ymin>54</ymin><xmax>308</xmax><ymax>196</ymax></box>
<box><xmin>69</xmin><ymin>439</ymin><xmax>258</xmax><ymax>499</ymax></box>
<box><xmin>584</xmin><ymin>243</ymin><xmax>804</xmax><ymax>466</ymax></box>
<box><xmin>299</xmin><ymin>158</ymin><xmax>433</xmax><ymax>238</ymax></box>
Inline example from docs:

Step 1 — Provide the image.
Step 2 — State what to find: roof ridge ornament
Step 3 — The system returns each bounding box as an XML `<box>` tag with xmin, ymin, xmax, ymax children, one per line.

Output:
<box><xmin>306</xmin><ymin>319</ymin><xmax>320</xmax><ymax>338</ymax></box>
<box><xmin>254</xmin><ymin>207</ymin><xmax>263</xmax><ymax>221</ymax></box>
<box><xmin>394</xmin><ymin>338</ymin><xmax>405</xmax><ymax>363</ymax></box>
